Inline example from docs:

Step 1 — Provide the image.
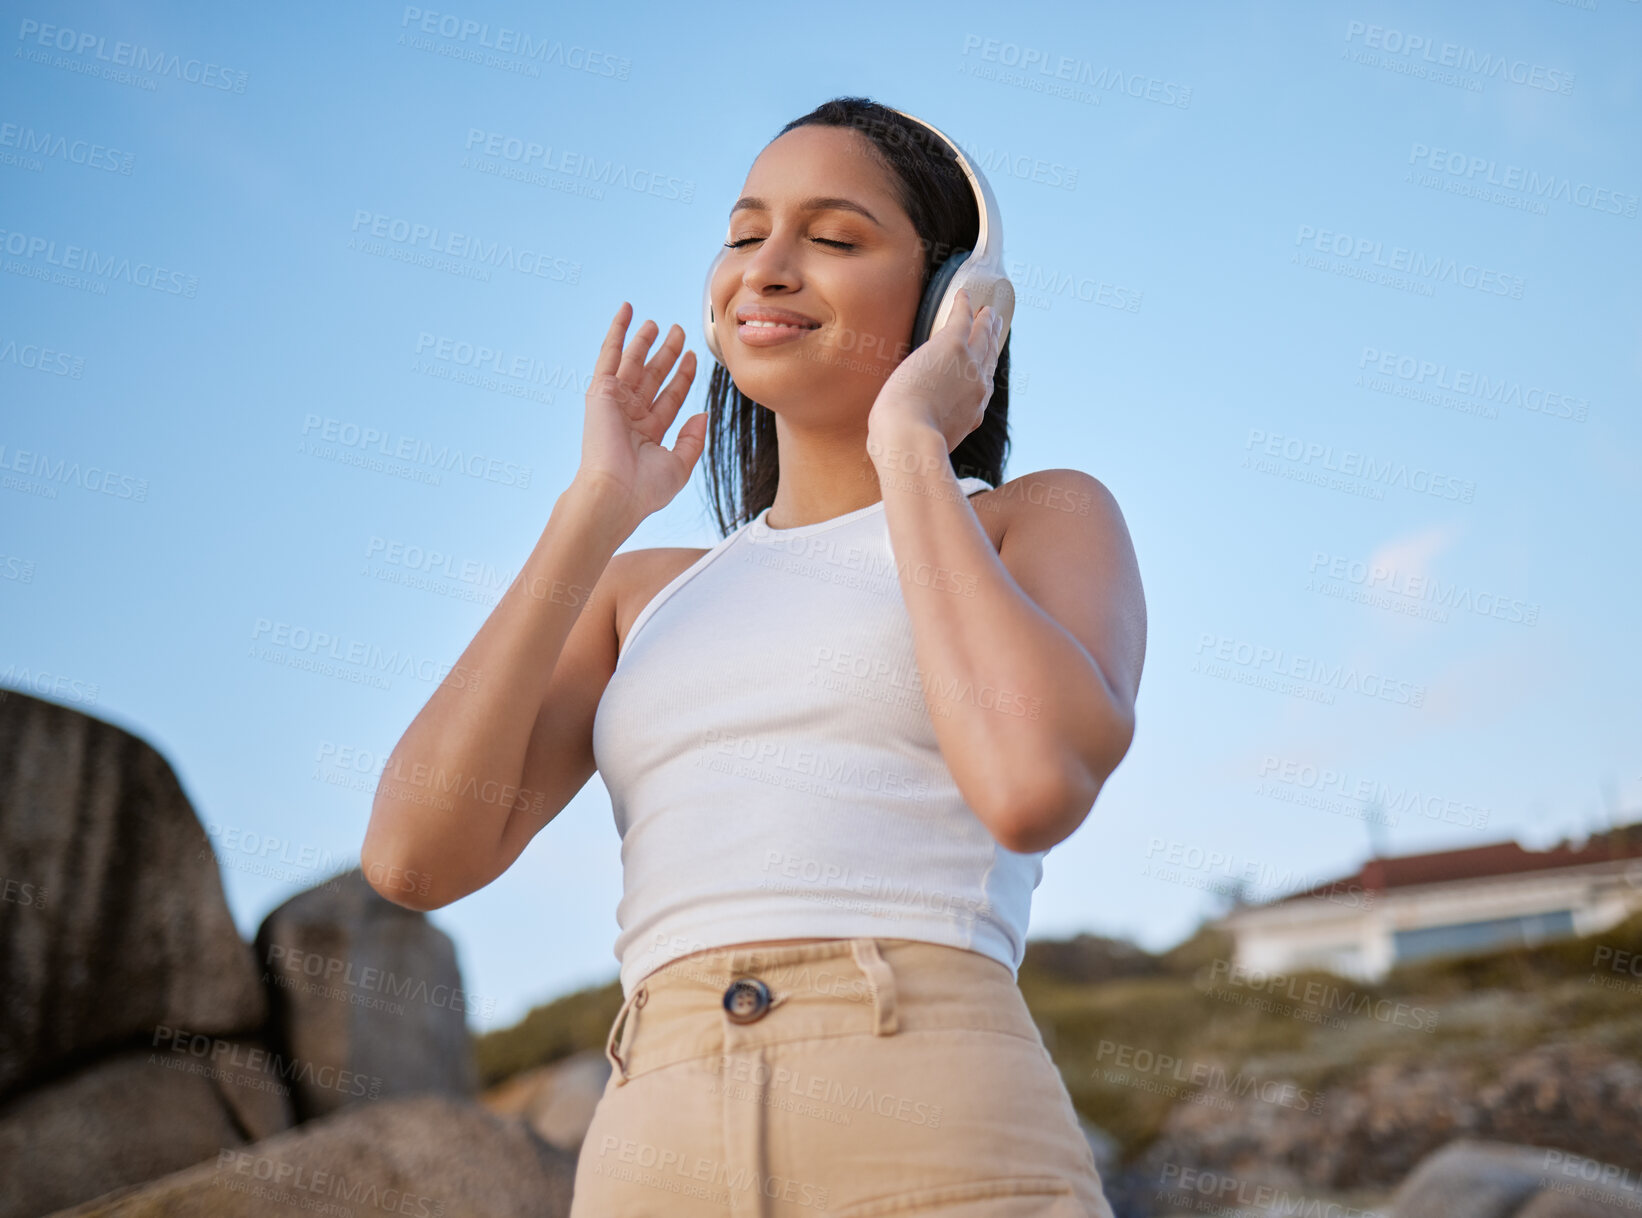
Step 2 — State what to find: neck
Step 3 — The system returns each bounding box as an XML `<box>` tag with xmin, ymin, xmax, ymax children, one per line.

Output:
<box><xmin>762</xmin><ymin>414</ymin><xmax>886</xmax><ymax>530</ymax></box>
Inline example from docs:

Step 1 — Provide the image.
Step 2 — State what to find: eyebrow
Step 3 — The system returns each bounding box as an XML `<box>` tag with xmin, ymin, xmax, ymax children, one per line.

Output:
<box><xmin>729</xmin><ymin>195</ymin><xmax>883</xmax><ymax>227</ymax></box>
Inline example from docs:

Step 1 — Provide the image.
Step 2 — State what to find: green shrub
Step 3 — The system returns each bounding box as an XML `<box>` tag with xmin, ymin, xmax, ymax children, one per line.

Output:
<box><xmin>473</xmin><ymin>978</ymin><xmax>623</xmax><ymax>1087</ymax></box>
<box><xmin>1379</xmin><ymin>911</ymin><xmax>1642</xmax><ymax>997</ymax></box>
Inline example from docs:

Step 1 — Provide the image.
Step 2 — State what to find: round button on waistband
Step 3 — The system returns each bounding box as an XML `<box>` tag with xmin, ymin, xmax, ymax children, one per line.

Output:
<box><xmin>723</xmin><ymin>977</ymin><xmax>773</xmax><ymax>1024</ymax></box>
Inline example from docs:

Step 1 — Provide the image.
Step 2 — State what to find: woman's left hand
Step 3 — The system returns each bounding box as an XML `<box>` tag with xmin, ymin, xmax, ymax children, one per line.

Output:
<box><xmin>867</xmin><ymin>286</ymin><xmax>1004</xmax><ymax>453</ymax></box>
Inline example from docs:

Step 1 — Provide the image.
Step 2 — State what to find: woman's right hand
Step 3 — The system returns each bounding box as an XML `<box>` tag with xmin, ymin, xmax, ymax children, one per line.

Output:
<box><xmin>574</xmin><ymin>302</ymin><xmax>708</xmax><ymax>528</ymax></box>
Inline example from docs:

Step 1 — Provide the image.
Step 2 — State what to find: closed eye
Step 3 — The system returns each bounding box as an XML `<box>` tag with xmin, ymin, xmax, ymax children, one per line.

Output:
<box><xmin>724</xmin><ymin>238</ymin><xmax>856</xmax><ymax>250</ymax></box>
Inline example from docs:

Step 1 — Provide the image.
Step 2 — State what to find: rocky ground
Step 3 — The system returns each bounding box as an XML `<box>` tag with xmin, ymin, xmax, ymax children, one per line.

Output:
<box><xmin>4</xmin><ymin>689</ymin><xmax>1639</xmax><ymax>1217</ymax></box>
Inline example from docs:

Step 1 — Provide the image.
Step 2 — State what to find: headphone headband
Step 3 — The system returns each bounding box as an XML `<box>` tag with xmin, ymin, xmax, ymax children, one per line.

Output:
<box><xmin>884</xmin><ymin>108</ymin><xmax>1002</xmax><ymax>280</ymax></box>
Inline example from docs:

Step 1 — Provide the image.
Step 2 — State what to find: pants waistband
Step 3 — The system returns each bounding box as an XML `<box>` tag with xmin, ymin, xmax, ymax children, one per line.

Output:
<box><xmin>604</xmin><ymin>937</ymin><xmax>1040</xmax><ymax>1085</ymax></box>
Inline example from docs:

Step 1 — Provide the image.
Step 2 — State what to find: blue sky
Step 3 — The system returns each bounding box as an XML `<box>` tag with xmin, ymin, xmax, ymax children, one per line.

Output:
<box><xmin>3</xmin><ymin>1</ymin><xmax>1638</xmax><ymax>1032</ymax></box>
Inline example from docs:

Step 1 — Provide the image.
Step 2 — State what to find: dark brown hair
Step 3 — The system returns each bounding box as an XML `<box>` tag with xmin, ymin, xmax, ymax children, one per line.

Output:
<box><xmin>701</xmin><ymin>95</ymin><xmax>1012</xmax><ymax>536</ymax></box>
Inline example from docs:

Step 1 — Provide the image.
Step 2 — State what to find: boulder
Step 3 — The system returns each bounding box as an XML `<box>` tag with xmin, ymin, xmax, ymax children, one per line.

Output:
<box><xmin>1138</xmin><ymin>1043</ymin><xmax>1642</xmax><ymax>1192</ymax></box>
<box><xmin>480</xmin><ymin>1048</ymin><xmax>611</xmax><ymax>1153</ymax></box>
<box><xmin>1392</xmin><ymin>1140</ymin><xmax>1578</xmax><ymax>1218</ymax></box>
<box><xmin>1515</xmin><ymin>1158</ymin><xmax>1642</xmax><ymax>1218</ymax></box>
<box><xmin>254</xmin><ymin>868</ymin><xmax>478</xmax><ymax>1121</ymax></box>
<box><xmin>1078</xmin><ymin>1116</ymin><xmax>1120</xmax><ymax>1179</ymax></box>
<box><xmin>0</xmin><ymin>1042</ymin><xmax>289</xmax><ymax>1217</ymax></box>
<box><xmin>42</xmin><ymin>1094</ymin><xmax>578</xmax><ymax>1217</ymax></box>
<box><xmin>0</xmin><ymin>693</ymin><xmax>267</xmax><ymax>1100</ymax></box>
<box><xmin>1517</xmin><ymin>1193</ymin><xmax>1642</xmax><ymax>1218</ymax></box>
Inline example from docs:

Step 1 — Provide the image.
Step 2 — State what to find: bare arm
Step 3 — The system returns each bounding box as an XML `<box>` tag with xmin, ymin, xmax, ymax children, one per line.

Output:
<box><xmin>874</xmin><ymin>442</ymin><xmax>1145</xmax><ymax>854</ymax></box>
<box><xmin>359</xmin><ymin>478</ymin><xmax>631</xmax><ymax>910</ymax></box>
<box><xmin>866</xmin><ymin>291</ymin><xmax>1146</xmax><ymax>854</ymax></box>
<box><xmin>360</xmin><ymin>303</ymin><xmax>709</xmax><ymax>910</ymax></box>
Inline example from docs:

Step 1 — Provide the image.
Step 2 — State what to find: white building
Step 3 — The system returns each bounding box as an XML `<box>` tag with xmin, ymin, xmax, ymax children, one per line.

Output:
<box><xmin>1218</xmin><ymin>825</ymin><xmax>1642</xmax><ymax>983</ymax></box>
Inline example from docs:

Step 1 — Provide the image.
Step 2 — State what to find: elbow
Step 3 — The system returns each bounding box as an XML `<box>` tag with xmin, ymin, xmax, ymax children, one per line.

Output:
<box><xmin>361</xmin><ymin>796</ymin><xmax>465</xmax><ymax>912</ymax></box>
<box><xmin>359</xmin><ymin>845</ymin><xmax>455</xmax><ymax>913</ymax></box>
<box><xmin>986</xmin><ymin>712</ymin><xmax>1133</xmax><ymax>855</ymax></box>
<box><xmin>988</xmin><ymin>754</ymin><xmax>1113</xmax><ymax>855</ymax></box>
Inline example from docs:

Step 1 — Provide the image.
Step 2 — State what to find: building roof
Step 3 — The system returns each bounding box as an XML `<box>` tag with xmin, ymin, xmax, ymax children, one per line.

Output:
<box><xmin>1264</xmin><ymin>820</ymin><xmax>1642</xmax><ymax>908</ymax></box>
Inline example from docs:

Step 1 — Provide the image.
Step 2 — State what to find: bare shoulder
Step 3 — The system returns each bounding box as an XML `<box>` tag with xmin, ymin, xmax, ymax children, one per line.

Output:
<box><xmin>969</xmin><ymin>468</ymin><xmax>1125</xmax><ymax>547</ymax></box>
<box><xmin>610</xmin><ymin>545</ymin><xmax>712</xmax><ymax>654</ymax></box>
<box><xmin>986</xmin><ymin>468</ymin><xmax>1145</xmax><ymax>706</ymax></box>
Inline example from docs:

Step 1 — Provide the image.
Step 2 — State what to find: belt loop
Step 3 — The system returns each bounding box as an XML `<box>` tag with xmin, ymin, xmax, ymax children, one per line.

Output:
<box><xmin>605</xmin><ymin>982</ymin><xmax>649</xmax><ymax>1085</ymax></box>
<box><xmin>850</xmin><ymin>939</ymin><xmax>898</xmax><ymax>1035</ymax></box>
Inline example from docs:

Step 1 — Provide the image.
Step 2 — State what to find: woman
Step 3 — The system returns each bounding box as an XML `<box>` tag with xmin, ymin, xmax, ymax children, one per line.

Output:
<box><xmin>363</xmin><ymin>96</ymin><xmax>1145</xmax><ymax>1216</ymax></box>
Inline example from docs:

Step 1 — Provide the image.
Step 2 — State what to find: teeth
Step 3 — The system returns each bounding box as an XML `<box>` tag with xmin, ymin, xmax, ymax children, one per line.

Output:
<box><xmin>742</xmin><ymin>319</ymin><xmax>809</xmax><ymax>328</ymax></box>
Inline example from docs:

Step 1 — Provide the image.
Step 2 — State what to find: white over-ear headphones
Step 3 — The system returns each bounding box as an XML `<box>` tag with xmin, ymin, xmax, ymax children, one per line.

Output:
<box><xmin>701</xmin><ymin>106</ymin><xmax>1014</xmax><ymax>365</ymax></box>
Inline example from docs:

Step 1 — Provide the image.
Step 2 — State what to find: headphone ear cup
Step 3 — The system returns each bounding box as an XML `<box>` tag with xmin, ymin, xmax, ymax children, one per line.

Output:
<box><xmin>911</xmin><ymin>249</ymin><xmax>970</xmax><ymax>351</ymax></box>
<box><xmin>702</xmin><ymin>249</ymin><xmax>727</xmax><ymax>364</ymax></box>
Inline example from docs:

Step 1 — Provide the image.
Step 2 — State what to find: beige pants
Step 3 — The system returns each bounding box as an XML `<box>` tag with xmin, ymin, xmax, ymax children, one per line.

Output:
<box><xmin>569</xmin><ymin>937</ymin><xmax>1116</xmax><ymax>1217</ymax></box>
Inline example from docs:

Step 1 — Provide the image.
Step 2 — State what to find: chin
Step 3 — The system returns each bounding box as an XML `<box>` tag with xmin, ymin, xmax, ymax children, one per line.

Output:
<box><xmin>731</xmin><ymin>349</ymin><xmax>892</xmax><ymax>396</ymax></box>
<box><xmin>730</xmin><ymin>369</ymin><xmax>877</xmax><ymax>421</ymax></box>
<box><xmin>725</xmin><ymin>366</ymin><xmax>813</xmax><ymax>407</ymax></box>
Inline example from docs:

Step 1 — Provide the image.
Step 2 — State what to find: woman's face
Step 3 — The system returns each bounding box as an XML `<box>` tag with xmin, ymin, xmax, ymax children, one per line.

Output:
<box><xmin>709</xmin><ymin>124</ymin><xmax>926</xmax><ymax>420</ymax></box>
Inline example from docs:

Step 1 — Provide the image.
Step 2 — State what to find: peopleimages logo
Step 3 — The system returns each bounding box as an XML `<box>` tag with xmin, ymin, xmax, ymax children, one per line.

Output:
<box><xmin>1204</xmin><ymin>961</ymin><xmax>1442</xmax><ymax>1033</ymax></box>
<box><xmin>954</xmin><ymin>140</ymin><xmax>1079</xmax><ymax>191</ymax></box>
<box><xmin>461</xmin><ymin>129</ymin><xmax>693</xmax><ymax>202</ymax></box>
<box><xmin>1194</xmin><ymin>631</ymin><xmax>1427</xmax><ymax>708</ymax></box>
<box><xmin>1357</xmin><ymin>347</ymin><xmax>1588</xmax><ymax>422</ymax></box>
<box><xmin>707</xmin><ymin>732</ymin><xmax>933</xmax><ymax>803</ymax></box>
<box><xmin>1244</xmin><ymin>428</ymin><xmax>1477</xmax><ymax>503</ymax></box>
<box><xmin>1157</xmin><ymin>1163</ymin><xmax>1390</xmax><ymax>1218</ymax></box>
<box><xmin>0</xmin><ymin>337</ymin><xmax>85</xmax><ymax>378</ymax></box>
<box><xmin>1294</xmin><ymin>225</ymin><xmax>1525</xmax><ymax>299</ymax></box>
<box><xmin>348</xmin><ymin>210</ymin><xmax>580</xmax><ymax>284</ymax></box>
<box><xmin>1343</xmin><ymin>21</ymin><xmax>1574</xmax><ymax>94</ymax></box>
<box><xmin>1094</xmin><ymin>1040</ymin><xmax>1325</xmax><ymax>1113</ymax></box>
<box><xmin>0</xmin><ymin>227</ymin><xmax>198</xmax><ymax>297</ymax></box>
<box><xmin>14</xmin><ymin>18</ymin><xmax>250</xmax><ymax>91</ymax></box>
<box><xmin>0</xmin><ymin>442</ymin><xmax>149</xmax><ymax>500</ymax></box>
<box><xmin>959</xmin><ymin>34</ymin><xmax>1192</xmax><ymax>108</ymax></box>
<box><xmin>1256</xmin><ymin>756</ymin><xmax>1492</xmax><ymax>830</ymax></box>
<box><xmin>1306</xmin><ymin>550</ymin><xmax>1540</xmax><ymax>627</ymax></box>
<box><xmin>0</xmin><ymin>122</ymin><xmax>134</xmax><ymax>174</ymax></box>
<box><xmin>1407</xmin><ymin>143</ymin><xmax>1637</xmax><ymax>218</ymax></box>
<box><xmin>1144</xmin><ymin>837</ymin><xmax>1375</xmax><ymax>910</ymax></box>
<box><xmin>398</xmin><ymin>7</ymin><xmax>630</xmax><ymax>79</ymax></box>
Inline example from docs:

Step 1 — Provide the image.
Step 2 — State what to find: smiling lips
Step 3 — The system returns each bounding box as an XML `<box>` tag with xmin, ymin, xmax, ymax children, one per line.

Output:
<box><xmin>735</xmin><ymin>305</ymin><xmax>820</xmax><ymax>346</ymax></box>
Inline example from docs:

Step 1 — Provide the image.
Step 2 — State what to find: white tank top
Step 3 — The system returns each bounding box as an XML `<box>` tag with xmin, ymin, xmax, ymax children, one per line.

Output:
<box><xmin>592</xmin><ymin>476</ymin><xmax>1046</xmax><ymax>997</ymax></box>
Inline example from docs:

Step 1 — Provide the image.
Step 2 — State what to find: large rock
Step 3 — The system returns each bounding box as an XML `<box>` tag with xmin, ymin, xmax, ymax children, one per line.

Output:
<box><xmin>1517</xmin><ymin>1193</ymin><xmax>1642</xmax><ymax>1218</ymax></box>
<box><xmin>1079</xmin><ymin>1116</ymin><xmax>1120</xmax><ymax>1180</ymax></box>
<box><xmin>43</xmin><ymin>1094</ymin><xmax>577</xmax><ymax>1217</ymax></box>
<box><xmin>1515</xmin><ymin>1156</ymin><xmax>1642</xmax><ymax>1218</ymax></box>
<box><xmin>254</xmin><ymin>868</ymin><xmax>479</xmax><ymax>1121</ymax></box>
<box><xmin>0</xmin><ymin>693</ymin><xmax>266</xmax><ymax>1101</ymax></box>
<box><xmin>0</xmin><ymin>1043</ymin><xmax>290</xmax><ymax>1217</ymax></box>
<box><xmin>1138</xmin><ymin>1043</ymin><xmax>1642</xmax><ymax>1192</ymax></box>
<box><xmin>480</xmin><ymin>1048</ymin><xmax>611</xmax><ymax>1153</ymax></box>
<box><xmin>1391</xmin><ymin>1140</ymin><xmax>1556</xmax><ymax>1218</ymax></box>
<box><xmin>1391</xmin><ymin>1139</ymin><xmax>1642</xmax><ymax>1217</ymax></box>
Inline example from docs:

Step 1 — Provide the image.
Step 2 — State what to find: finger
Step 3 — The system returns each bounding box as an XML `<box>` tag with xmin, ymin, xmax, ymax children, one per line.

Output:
<box><xmin>617</xmin><ymin>318</ymin><xmax>661</xmax><ymax>384</ymax></box>
<box><xmin>966</xmin><ymin>303</ymin><xmax>992</xmax><ymax>352</ymax></box>
<box><xmin>666</xmin><ymin>410</ymin><xmax>710</xmax><ymax>476</ymax></box>
<box><xmin>649</xmin><ymin>350</ymin><xmax>698</xmax><ymax>433</ymax></box>
<box><xmin>637</xmin><ymin>324</ymin><xmax>685</xmax><ymax>404</ymax></box>
<box><xmin>963</xmin><ymin>307</ymin><xmax>1003</xmax><ymax>387</ymax></box>
<box><xmin>594</xmin><ymin>302</ymin><xmax>634</xmax><ymax>379</ymax></box>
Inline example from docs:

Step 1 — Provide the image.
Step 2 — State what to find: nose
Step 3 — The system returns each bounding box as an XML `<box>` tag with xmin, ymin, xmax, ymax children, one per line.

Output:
<box><xmin>736</xmin><ymin>230</ymin><xmax>803</xmax><ymax>299</ymax></box>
